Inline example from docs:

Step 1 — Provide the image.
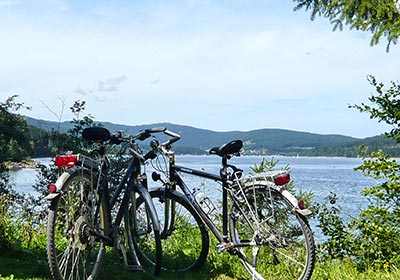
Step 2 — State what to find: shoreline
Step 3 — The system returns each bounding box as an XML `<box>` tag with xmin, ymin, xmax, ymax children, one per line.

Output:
<box><xmin>5</xmin><ymin>160</ymin><xmax>41</xmax><ymax>171</ymax></box>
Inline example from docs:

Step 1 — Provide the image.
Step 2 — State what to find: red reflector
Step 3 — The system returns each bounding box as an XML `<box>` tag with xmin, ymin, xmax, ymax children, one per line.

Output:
<box><xmin>49</xmin><ymin>183</ymin><xmax>57</xmax><ymax>193</ymax></box>
<box><xmin>274</xmin><ymin>173</ymin><xmax>290</xmax><ymax>186</ymax></box>
<box><xmin>298</xmin><ymin>200</ymin><xmax>305</xmax><ymax>209</ymax></box>
<box><xmin>55</xmin><ymin>155</ymin><xmax>78</xmax><ymax>167</ymax></box>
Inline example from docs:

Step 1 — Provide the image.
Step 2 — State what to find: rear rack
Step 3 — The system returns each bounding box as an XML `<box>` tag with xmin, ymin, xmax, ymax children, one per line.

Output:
<box><xmin>55</xmin><ymin>154</ymin><xmax>100</xmax><ymax>169</ymax></box>
<box><xmin>236</xmin><ymin>170</ymin><xmax>291</xmax><ymax>186</ymax></box>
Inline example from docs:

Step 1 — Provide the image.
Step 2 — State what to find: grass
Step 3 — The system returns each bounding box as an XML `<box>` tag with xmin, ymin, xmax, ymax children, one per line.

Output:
<box><xmin>2</xmin><ymin>247</ymin><xmax>400</xmax><ymax>280</ymax></box>
<box><xmin>1</xmin><ymin>199</ymin><xmax>399</xmax><ymax>280</ymax></box>
<box><xmin>0</xmin><ymin>248</ymin><xmax>237</xmax><ymax>280</ymax></box>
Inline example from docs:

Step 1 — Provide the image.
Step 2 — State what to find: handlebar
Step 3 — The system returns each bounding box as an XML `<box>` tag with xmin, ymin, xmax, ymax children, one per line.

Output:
<box><xmin>108</xmin><ymin>127</ymin><xmax>168</xmax><ymax>144</ymax></box>
<box><xmin>82</xmin><ymin>126</ymin><xmax>181</xmax><ymax>162</ymax></box>
<box><xmin>162</xmin><ymin>129</ymin><xmax>181</xmax><ymax>147</ymax></box>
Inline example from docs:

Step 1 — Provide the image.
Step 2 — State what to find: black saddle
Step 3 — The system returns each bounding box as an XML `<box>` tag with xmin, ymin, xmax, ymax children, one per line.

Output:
<box><xmin>209</xmin><ymin>140</ymin><xmax>243</xmax><ymax>158</ymax></box>
<box><xmin>82</xmin><ymin>127</ymin><xmax>111</xmax><ymax>142</ymax></box>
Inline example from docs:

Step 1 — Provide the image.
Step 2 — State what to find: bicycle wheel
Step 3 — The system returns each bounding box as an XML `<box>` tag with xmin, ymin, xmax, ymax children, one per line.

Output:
<box><xmin>133</xmin><ymin>188</ymin><xmax>209</xmax><ymax>273</ymax></box>
<box><xmin>125</xmin><ymin>190</ymin><xmax>162</xmax><ymax>276</ymax></box>
<box><xmin>47</xmin><ymin>170</ymin><xmax>109</xmax><ymax>280</ymax></box>
<box><xmin>228</xmin><ymin>183</ymin><xmax>315</xmax><ymax>280</ymax></box>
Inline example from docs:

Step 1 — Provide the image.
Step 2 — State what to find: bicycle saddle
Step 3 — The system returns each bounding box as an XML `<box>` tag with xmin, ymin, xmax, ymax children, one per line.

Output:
<box><xmin>82</xmin><ymin>126</ymin><xmax>111</xmax><ymax>142</ymax></box>
<box><xmin>209</xmin><ymin>140</ymin><xmax>243</xmax><ymax>157</ymax></box>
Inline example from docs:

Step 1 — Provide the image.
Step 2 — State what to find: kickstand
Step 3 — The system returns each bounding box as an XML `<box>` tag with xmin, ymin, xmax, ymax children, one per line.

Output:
<box><xmin>118</xmin><ymin>239</ymin><xmax>144</xmax><ymax>272</ymax></box>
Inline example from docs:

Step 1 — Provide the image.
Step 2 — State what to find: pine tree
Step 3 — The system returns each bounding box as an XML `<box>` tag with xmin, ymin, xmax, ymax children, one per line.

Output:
<box><xmin>293</xmin><ymin>0</ymin><xmax>400</xmax><ymax>51</ymax></box>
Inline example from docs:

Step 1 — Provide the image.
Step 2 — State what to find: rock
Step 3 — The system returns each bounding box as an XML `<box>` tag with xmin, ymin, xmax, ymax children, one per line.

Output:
<box><xmin>5</xmin><ymin>160</ymin><xmax>40</xmax><ymax>170</ymax></box>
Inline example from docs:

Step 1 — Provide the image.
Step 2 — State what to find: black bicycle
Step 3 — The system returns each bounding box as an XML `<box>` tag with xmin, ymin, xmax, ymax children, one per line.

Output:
<box><xmin>44</xmin><ymin>126</ymin><xmax>168</xmax><ymax>280</ymax></box>
<box><xmin>137</xmin><ymin>128</ymin><xmax>316</xmax><ymax>280</ymax></box>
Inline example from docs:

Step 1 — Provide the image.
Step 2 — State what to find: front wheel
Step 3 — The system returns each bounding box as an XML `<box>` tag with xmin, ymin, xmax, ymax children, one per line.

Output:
<box><xmin>127</xmin><ymin>189</ymin><xmax>162</xmax><ymax>276</ymax></box>
<box><xmin>229</xmin><ymin>184</ymin><xmax>315</xmax><ymax>280</ymax></box>
<box><xmin>134</xmin><ymin>188</ymin><xmax>209</xmax><ymax>273</ymax></box>
<box><xmin>46</xmin><ymin>170</ymin><xmax>109</xmax><ymax>280</ymax></box>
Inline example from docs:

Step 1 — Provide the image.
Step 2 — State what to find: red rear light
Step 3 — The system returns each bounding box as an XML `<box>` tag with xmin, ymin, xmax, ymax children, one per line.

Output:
<box><xmin>55</xmin><ymin>155</ymin><xmax>78</xmax><ymax>167</ymax></box>
<box><xmin>49</xmin><ymin>183</ymin><xmax>57</xmax><ymax>193</ymax></box>
<box><xmin>274</xmin><ymin>173</ymin><xmax>290</xmax><ymax>186</ymax></box>
<box><xmin>298</xmin><ymin>200</ymin><xmax>305</xmax><ymax>209</ymax></box>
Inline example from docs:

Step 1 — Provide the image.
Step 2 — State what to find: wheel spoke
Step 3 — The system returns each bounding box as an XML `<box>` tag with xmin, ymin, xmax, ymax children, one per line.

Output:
<box><xmin>229</xmin><ymin>184</ymin><xmax>315</xmax><ymax>280</ymax></box>
<box><xmin>47</xmin><ymin>171</ymin><xmax>107</xmax><ymax>280</ymax></box>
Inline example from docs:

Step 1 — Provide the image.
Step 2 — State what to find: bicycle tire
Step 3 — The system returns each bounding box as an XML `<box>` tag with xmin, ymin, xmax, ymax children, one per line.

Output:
<box><xmin>133</xmin><ymin>188</ymin><xmax>209</xmax><ymax>273</ymax></box>
<box><xmin>47</xmin><ymin>169</ymin><xmax>109</xmax><ymax>280</ymax></box>
<box><xmin>125</xmin><ymin>190</ymin><xmax>162</xmax><ymax>276</ymax></box>
<box><xmin>228</xmin><ymin>183</ymin><xmax>315</xmax><ymax>280</ymax></box>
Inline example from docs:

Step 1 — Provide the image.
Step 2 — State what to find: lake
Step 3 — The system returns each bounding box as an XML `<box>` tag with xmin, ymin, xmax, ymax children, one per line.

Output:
<box><xmin>9</xmin><ymin>155</ymin><xmax>378</xmax><ymax>242</ymax></box>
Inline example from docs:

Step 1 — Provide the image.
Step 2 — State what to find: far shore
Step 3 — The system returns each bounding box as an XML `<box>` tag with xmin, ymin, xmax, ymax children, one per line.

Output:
<box><xmin>5</xmin><ymin>160</ymin><xmax>41</xmax><ymax>171</ymax></box>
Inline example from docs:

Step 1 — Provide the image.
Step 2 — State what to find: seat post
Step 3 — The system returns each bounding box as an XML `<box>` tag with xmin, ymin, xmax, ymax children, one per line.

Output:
<box><xmin>220</xmin><ymin>157</ymin><xmax>228</xmax><ymax>180</ymax></box>
<box><xmin>221</xmin><ymin>156</ymin><xmax>229</xmax><ymax>240</ymax></box>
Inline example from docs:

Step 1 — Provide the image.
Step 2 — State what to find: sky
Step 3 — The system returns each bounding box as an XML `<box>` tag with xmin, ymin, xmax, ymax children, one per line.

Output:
<box><xmin>1</xmin><ymin>0</ymin><xmax>399</xmax><ymax>138</ymax></box>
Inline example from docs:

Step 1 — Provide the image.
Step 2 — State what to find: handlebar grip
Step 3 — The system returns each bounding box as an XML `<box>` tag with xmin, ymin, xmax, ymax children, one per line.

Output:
<box><xmin>144</xmin><ymin>150</ymin><xmax>157</xmax><ymax>160</ymax></box>
<box><xmin>148</xmin><ymin>127</ymin><xmax>166</xmax><ymax>133</ymax></box>
<box><xmin>163</xmin><ymin>130</ymin><xmax>181</xmax><ymax>146</ymax></box>
<box><xmin>109</xmin><ymin>134</ymin><xmax>123</xmax><ymax>144</ymax></box>
<box><xmin>138</xmin><ymin>131</ymin><xmax>151</xmax><ymax>141</ymax></box>
<box><xmin>137</xmin><ymin>127</ymin><xmax>167</xmax><ymax>141</ymax></box>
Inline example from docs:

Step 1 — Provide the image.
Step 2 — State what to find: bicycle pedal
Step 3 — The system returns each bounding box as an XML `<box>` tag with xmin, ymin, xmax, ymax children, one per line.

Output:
<box><xmin>125</xmin><ymin>264</ymin><xmax>144</xmax><ymax>272</ymax></box>
<box><xmin>216</xmin><ymin>242</ymin><xmax>233</xmax><ymax>252</ymax></box>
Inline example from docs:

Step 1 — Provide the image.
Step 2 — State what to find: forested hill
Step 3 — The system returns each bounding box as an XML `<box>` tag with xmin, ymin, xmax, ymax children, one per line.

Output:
<box><xmin>25</xmin><ymin>116</ymin><xmax>399</xmax><ymax>157</ymax></box>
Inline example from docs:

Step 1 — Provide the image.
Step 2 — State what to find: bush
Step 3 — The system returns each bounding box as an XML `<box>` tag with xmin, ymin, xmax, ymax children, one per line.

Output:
<box><xmin>316</xmin><ymin>76</ymin><xmax>400</xmax><ymax>270</ymax></box>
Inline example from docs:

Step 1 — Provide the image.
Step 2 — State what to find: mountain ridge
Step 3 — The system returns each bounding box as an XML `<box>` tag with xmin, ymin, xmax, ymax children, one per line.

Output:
<box><xmin>25</xmin><ymin>116</ymin><xmax>397</xmax><ymax>156</ymax></box>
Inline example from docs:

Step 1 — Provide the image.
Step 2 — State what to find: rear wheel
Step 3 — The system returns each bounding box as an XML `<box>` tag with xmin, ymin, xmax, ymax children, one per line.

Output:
<box><xmin>47</xmin><ymin>170</ymin><xmax>109</xmax><ymax>280</ymax></box>
<box><xmin>229</xmin><ymin>184</ymin><xmax>315</xmax><ymax>280</ymax></box>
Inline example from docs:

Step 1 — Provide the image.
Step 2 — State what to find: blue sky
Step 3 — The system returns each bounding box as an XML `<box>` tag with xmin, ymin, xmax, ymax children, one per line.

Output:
<box><xmin>1</xmin><ymin>0</ymin><xmax>399</xmax><ymax>138</ymax></box>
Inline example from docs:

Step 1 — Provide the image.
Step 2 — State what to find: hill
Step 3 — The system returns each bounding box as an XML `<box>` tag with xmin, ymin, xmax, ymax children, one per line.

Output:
<box><xmin>25</xmin><ymin>116</ymin><xmax>399</xmax><ymax>156</ymax></box>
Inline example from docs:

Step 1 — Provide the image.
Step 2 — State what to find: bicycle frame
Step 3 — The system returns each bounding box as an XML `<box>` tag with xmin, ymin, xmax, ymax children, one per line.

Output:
<box><xmin>161</xmin><ymin>154</ymin><xmax>309</xmax><ymax>250</ymax></box>
<box><xmin>167</xmin><ymin>162</ymin><xmax>231</xmax><ymax>245</ymax></box>
<box><xmin>95</xmin><ymin>149</ymin><xmax>160</xmax><ymax>242</ymax></box>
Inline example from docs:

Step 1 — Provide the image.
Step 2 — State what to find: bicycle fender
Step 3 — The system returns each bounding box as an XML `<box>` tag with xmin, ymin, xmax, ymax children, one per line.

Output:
<box><xmin>136</xmin><ymin>185</ymin><xmax>161</xmax><ymax>232</ymax></box>
<box><xmin>281</xmin><ymin>189</ymin><xmax>312</xmax><ymax>216</ymax></box>
<box><xmin>43</xmin><ymin>171</ymin><xmax>71</xmax><ymax>200</ymax></box>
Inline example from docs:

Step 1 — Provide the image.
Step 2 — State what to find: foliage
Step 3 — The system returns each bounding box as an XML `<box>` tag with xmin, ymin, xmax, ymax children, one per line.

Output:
<box><xmin>315</xmin><ymin>77</ymin><xmax>400</xmax><ymax>270</ymax></box>
<box><xmin>293</xmin><ymin>0</ymin><xmax>400</xmax><ymax>51</ymax></box>
<box><xmin>0</xmin><ymin>95</ymin><xmax>31</xmax><ymax>162</ymax></box>
<box><xmin>350</xmin><ymin>75</ymin><xmax>400</xmax><ymax>142</ymax></box>
<box><xmin>348</xmin><ymin>147</ymin><xmax>400</xmax><ymax>269</ymax></box>
<box><xmin>250</xmin><ymin>156</ymin><xmax>282</xmax><ymax>173</ymax></box>
<box><xmin>0</xmin><ymin>184</ymin><xmax>13</xmax><ymax>250</ymax></box>
<box><xmin>48</xmin><ymin>100</ymin><xmax>97</xmax><ymax>155</ymax></box>
<box><xmin>315</xmin><ymin>192</ymin><xmax>354</xmax><ymax>260</ymax></box>
<box><xmin>0</xmin><ymin>96</ymin><xmax>31</xmax><ymax>250</ymax></box>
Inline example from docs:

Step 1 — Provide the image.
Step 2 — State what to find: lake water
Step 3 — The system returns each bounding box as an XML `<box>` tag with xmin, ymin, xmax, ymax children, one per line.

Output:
<box><xmin>9</xmin><ymin>155</ymin><xmax>378</xmax><ymax>242</ymax></box>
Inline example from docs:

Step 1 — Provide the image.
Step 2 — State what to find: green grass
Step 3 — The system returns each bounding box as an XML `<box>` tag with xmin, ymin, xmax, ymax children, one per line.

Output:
<box><xmin>0</xmin><ymin>248</ymin><xmax>236</xmax><ymax>280</ymax></box>
<box><xmin>1</xmin><ymin>214</ymin><xmax>399</xmax><ymax>280</ymax></box>
<box><xmin>2</xmin><ymin>248</ymin><xmax>400</xmax><ymax>280</ymax></box>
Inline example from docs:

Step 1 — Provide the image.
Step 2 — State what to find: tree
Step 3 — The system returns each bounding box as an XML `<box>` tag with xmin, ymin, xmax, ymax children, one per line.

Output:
<box><xmin>0</xmin><ymin>95</ymin><xmax>30</xmax><ymax>249</ymax></box>
<box><xmin>293</xmin><ymin>0</ymin><xmax>400</xmax><ymax>51</ymax></box>
<box><xmin>0</xmin><ymin>95</ymin><xmax>31</xmax><ymax>162</ymax></box>
<box><xmin>316</xmin><ymin>77</ymin><xmax>400</xmax><ymax>269</ymax></box>
<box><xmin>351</xmin><ymin>75</ymin><xmax>400</xmax><ymax>141</ymax></box>
<box><xmin>48</xmin><ymin>100</ymin><xmax>96</xmax><ymax>155</ymax></box>
<box><xmin>346</xmin><ymin>48</ymin><xmax>400</xmax><ymax>269</ymax></box>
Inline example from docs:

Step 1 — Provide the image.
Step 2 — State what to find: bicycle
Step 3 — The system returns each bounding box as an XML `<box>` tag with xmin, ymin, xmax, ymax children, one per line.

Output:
<box><xmin>137</xmin><ymin>128</ymin><xmax>316</xmax><ymax>280</ymax></box>
<box><xmin>44</xmin><ymin>126</ymin><xmax>168</xmax><ymax>280</ymax></box>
